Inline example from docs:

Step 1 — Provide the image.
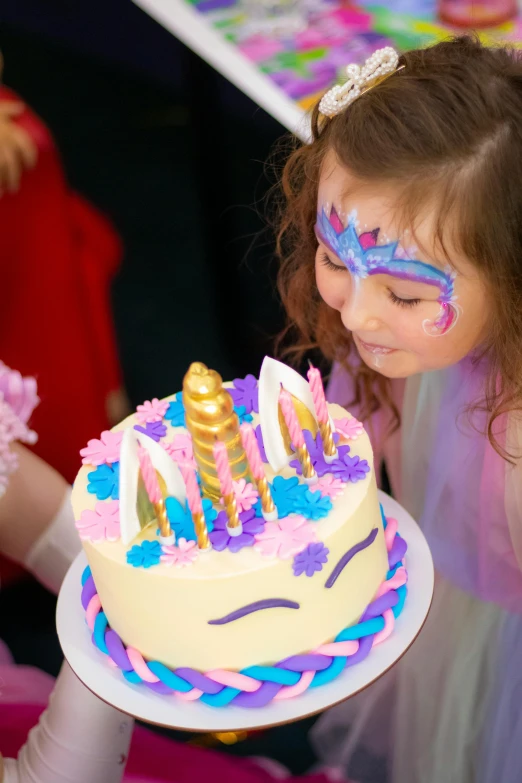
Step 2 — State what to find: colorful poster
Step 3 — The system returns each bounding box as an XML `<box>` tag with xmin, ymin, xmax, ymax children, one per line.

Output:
<box><xmin>184</xmin><ymin>0</ymin><xmax>522</xmax><ymax>109</ymax></box>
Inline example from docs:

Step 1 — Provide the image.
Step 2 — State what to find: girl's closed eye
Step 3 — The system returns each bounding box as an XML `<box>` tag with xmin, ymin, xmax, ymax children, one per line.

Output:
<box><xmin>387</xmin><ymin>289</ymin><xmax>421</xmax><ymax>308</ymax></box>
<box><xmin>319</xmin><ymin>250</ymin><xmax>346</xmax><ymax>272</ymax></box>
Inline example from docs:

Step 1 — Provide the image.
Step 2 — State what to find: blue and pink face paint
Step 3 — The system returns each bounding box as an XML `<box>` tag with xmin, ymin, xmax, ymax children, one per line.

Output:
<box><xmin>315</xmin><ymin>205</ymin><xmax>459</xmax><ymax>336</ymax></box>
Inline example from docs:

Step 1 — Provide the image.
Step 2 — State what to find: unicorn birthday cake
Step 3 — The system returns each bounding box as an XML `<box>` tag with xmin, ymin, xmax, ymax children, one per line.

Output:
<box><xmin>72</xmin><ymin>357</ymin><xmax>408</xmax><ymax>708</ymax></box>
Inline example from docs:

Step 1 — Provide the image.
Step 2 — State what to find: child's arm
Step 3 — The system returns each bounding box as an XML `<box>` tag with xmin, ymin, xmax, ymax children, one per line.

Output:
<box><xmin>3</xmin><ymin>661</ymin><xmax>134</xmax><ymax>783</ymax></box>
<box><xmin>0</xmin><ymin>444</ymin><xmax>81</xmax><ymax>594</ymax></box>
<box><xmin>0</xmin><ymin>450</ymin><xmax>134</xmax><ymax>783</ymax></box>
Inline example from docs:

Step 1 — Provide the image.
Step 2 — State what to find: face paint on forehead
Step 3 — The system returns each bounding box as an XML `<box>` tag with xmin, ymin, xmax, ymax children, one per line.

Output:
<box><xmin>316</xmin><ymin>204</ymin><xmax>460</xmax><ymax>336</ymax></box>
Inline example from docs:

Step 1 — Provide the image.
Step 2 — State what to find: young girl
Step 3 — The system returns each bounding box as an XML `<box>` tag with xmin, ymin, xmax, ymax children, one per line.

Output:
<box><xmin>277</xmin><ymin>36</ymin><xmax>522</xmax><ymax>783</ymax></box>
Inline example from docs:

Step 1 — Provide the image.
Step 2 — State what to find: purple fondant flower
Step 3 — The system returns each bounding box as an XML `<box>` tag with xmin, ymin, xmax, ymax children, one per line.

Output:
<box><xmin>293</xmin><ymin>542</ymin><xmax>329</xmax><ymax>577</ymax></box>
<box><xmin>331</xmin><ymin>454</ymin><xmax>370</xmax><ymax>483</ymax></box>
<box><xmin>290</xmin><ymin>430</ymin><xmax>349</xmax><ymax>478</ymax></box>
<box><xmin>255</xmin><ymin>424</ymin><xmax>268</xmax><ymax>463</ymax></box>
<box><xmin>230</xmin><ymin>374</ymin><xmax>259</xmax><ymax>414</ymax></box>
<box><xmin>210</xmin><ymin>508</ymin><xmax>265</xmax><ymax>553</ymax></box>
<box><xmin>134</xmin><ymin>420</ymin><xmax>167</xmax><ymax>442</ymax></box>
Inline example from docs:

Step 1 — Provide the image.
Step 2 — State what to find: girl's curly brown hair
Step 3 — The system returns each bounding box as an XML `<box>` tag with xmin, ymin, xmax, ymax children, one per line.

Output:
<box><xmin>276</xmin><ymin>36</ymin><xmax>522</xmax><ymax>459</ymax></box>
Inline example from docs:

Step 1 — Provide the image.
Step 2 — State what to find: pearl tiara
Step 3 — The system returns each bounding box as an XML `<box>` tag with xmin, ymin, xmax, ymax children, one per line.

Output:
<box><xmin>318</xmin><ymin>47</ymin><xmax>401</xmax><ymax>118</ymax></box>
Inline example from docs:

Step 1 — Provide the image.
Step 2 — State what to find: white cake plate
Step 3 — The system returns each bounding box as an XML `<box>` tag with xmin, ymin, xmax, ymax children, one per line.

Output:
<box><xmin>56</xmin><ymin>491</ymin><xmax>434</xmax><ymax>733</ymax></box>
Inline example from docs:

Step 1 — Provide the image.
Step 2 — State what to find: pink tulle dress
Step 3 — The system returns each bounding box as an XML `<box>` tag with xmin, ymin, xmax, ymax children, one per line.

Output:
<box><xmin>311</xmin><ymin>355</ymin><xmax>522</xmax><ymax>783</ymax></box>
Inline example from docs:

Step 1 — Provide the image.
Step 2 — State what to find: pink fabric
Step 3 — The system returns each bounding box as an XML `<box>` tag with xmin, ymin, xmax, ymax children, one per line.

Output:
<box><xmin>0</xmin><ymin>664</ymin><xmax>54</xmax><ymax>706</ymax></box>
<box><xmin>328</xmin><ymin>357</ymin><xmax>522</xmax><ymax>614</ymax></box>
<box><xmin>0</xmin><ymin>657</ymin><xmax>339</xmax><ymax>782</ymax></box>
<box><xmin>0</xmin><ymin>638</ymin><xmax>13</xmax><ymax>665</ymax></box>
<box><xmin>327</xmin><ymin>362</ymin><xmax>404</xmax><ymax>497</ymax></box>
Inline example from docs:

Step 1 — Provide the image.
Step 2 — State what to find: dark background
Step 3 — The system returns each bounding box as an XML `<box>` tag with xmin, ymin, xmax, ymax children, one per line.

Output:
<box><xmin>0</xmin><ymin>0</ymin><xmax>289</xmax><ymax>405</ymax></box>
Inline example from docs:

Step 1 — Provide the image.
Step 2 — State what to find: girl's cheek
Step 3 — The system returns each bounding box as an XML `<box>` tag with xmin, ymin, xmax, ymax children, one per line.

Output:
<box><xmin>315</xmin><ymin>261</ymin><xmax>346</xmax><ymax>312</ymax></box>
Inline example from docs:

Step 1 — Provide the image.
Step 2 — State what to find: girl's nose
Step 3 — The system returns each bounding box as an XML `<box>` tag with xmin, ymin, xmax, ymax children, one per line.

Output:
<box><xmin>340</xmin><ymin>277</ymin><xmax>382</xmax><ymax>333</ymax></box>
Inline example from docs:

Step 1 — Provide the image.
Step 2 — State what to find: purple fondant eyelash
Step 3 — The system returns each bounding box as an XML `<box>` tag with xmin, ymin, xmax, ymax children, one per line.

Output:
<box><xmin>325</xmin><ymin>528</ymin><xmax>379</xmax><ymax>589</ymax></box>
<box><xmin>208</xmin><ymin>598</ymin><xmax>300</xmax><ymax>625</ymax></box>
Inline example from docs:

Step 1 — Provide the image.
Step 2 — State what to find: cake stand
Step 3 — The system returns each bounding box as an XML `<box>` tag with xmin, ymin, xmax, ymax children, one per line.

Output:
<box><xmin>56</xmin><ymin>491</ymin><xmax>434</xmax><ymax>732</ymax></box>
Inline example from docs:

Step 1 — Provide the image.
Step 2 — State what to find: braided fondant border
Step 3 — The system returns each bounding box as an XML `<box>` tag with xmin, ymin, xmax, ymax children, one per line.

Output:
<box><xmin>80</xmin><ymin>510</ymin><xmax>408</xmax><ymax>708</ymax></box>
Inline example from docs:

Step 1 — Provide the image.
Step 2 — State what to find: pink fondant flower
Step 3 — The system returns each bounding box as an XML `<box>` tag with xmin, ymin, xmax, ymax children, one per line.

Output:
<box><xmin>221</xmin><ymin>478</ymin><xmax>259</xmax><ymax>513</ymax></box>
<box><xmin>136</xmin><ymin>398</ymin><xmax>169</xmax><ymax>424</ymax></box>
<box><xmin>160</xmin><ymin>537</ymin><xmax>198</xmax><ymax>567</ymax></box>
<box><xmin>316</xmin><ymin>474</ymin><xmax>345</xmax><ymax>500</ymax></box>
<box><xmin>75</xmin><ymin>500</ymin><xmax>120</xmax><ymax>542</ymax></box>
<box><xmin>334</xmin><ymin>417</ymin><xmax>364</xmax><ymax>441</ymax></box>
<box><xmin>254</xmin><ymin>515</ymin><xmax>317</xmax><ymax>560</ymax></box>
<box><xmin>80</xmin><ymin>430</ymin><xmax>123</xmax><ymax>466</ymax></box>
<box><xmin>162</xmin><ymin>434</ymin><xmax>196</xmax><ymax>468</ymax></box>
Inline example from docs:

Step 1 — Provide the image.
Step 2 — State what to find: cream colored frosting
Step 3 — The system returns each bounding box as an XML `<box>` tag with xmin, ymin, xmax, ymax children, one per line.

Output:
<box><xmin>72</xmin><ymin>399</ymin><xmax>388</xmax><ymax>671</ymax></box>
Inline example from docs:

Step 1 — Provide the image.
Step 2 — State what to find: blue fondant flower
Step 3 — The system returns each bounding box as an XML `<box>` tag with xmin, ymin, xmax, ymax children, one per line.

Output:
<box><xmin>252</xmin><ymin>475</ymin><xmax>311</xmax><ymax>519</ymax></box>
<box><xmin>293</xmin><ymin>489</ymin><xmax>332</xmax><ymax>521</ymax></box>
<box><xmin>87</xmin><ymin>462</ymin><xmax>120</xmax><ymax>500</ymax></box>
<box><xmin>331</xmin><ymin>454</ymin><xmax>371</xmax><ymax>483</ymax></box>
<box><xmin>230</xmin><ymin>374</ymin><xmax>259</xmax><ymax>414</ymax></box>
<box><xmin>202</xmin><ymin>498</ymin><xmax>218</xmax><ymax>528</ymax></box>
<box><xmin>293</xmin><ymin>542</ymin><xmax>329</xmax><ymax>577</ymax></box>
<box><xmin>164</xmin><ymin>393</ymin><xmax>185</xmax><ymax>427</ymax></box>
<box><xmin>165</xmin><ymin>496</ymin><xmax>216</xmax><ymax>542</ymax></box>
<box><xmin>234</xmin><ymin>405</ymin><xmax>253</xmax><ymax>425</ymax></box>
<box><xmin>134</xmin><ymin>420</ymin><xmax>167</xmax><ymax>442</ymax></box>
<box><xmin>127</xmin><ymin>539</ymin><xmax>162</xmax><ymax>568</ymax></box>
<box><xmin>290</xmin><ymin>430</ymin><xmax>350</xmax><ymax>478</ymax></box>
<box><xmin>253</xmin><ymin>475</ymin><xmax>307</xmax><ymax>518</ymax></box>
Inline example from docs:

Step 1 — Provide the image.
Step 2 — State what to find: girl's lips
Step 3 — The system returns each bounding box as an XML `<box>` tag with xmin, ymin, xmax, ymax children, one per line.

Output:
<box><xmin>355</xmin><ymin>336</ymin><xmax>397</xmax><ymax>355</ymax></box>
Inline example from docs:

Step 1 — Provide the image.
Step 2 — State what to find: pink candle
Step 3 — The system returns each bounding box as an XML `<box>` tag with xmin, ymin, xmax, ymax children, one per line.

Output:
<box><xmin>307</xmin><ymin>364</ymin><xmax>328</xmax><ymax>424</ymax></box>
<box><xmin>137</xmin><ymin>444</ymin><xmax>161</xmax><ymax>503</ymax></box>
<box><xmin>279</xmin><ymin>388</ymin><xmax>305</xmax><ymax>449</ymax></box>
<box><xmin>213</xmin><ymin>440</ymin><xmax>234</xmax><ymax>497</ymax></box>
<box><xmin>180</xmin><ymin>464</ymin><xmax>203</xmax><ymax>516</ymax></box>
<box><xmin>239</xmin><ymin>423</ymin><xmax>264</xmax><ymax>482</ymax></box>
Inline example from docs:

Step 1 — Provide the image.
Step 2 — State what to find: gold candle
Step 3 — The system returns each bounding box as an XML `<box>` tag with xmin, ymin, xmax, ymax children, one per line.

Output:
<box><xmin>223</xmin><ymin>491</ymin><xmax>241</xmax><ymax>531</ymax></box>
<box><xmin>296</xmin><ymin>443</ymin><xmax>317</xmax><ymax>484</ymax></box>
<box><xmin>154</xmin><ymin>499</ymin><xmax>173</xmax><ymax>542</ymax></box>
<box><xmin>319</xmin><ymin>421</ymin><xmax>337</xmax><ymax>461</ymax></box>
<box><xmin>257</xmin><ymin>476</ymin><xmax>277</xmax><ymax>520</ymax></box>
<box><xmin>193</xmin><ymin>510</ymin><xmax>211</xmax><ymax>550</ymax></box>
<box><xmin>183</xmin><ymin>362</ymin><xmax>249</xmax><ymax>501</ymax></box>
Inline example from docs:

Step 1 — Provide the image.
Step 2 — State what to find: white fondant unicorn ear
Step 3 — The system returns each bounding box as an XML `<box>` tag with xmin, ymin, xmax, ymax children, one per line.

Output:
<box><xmin>258</xmin><ymin>356</ymin><xmax>318</xmax><ymax>472</ymax></box>
<box><xmin>119</xmin><ymin>428</ymin><xmax>187</xmax><ymax>545</ymax></box>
